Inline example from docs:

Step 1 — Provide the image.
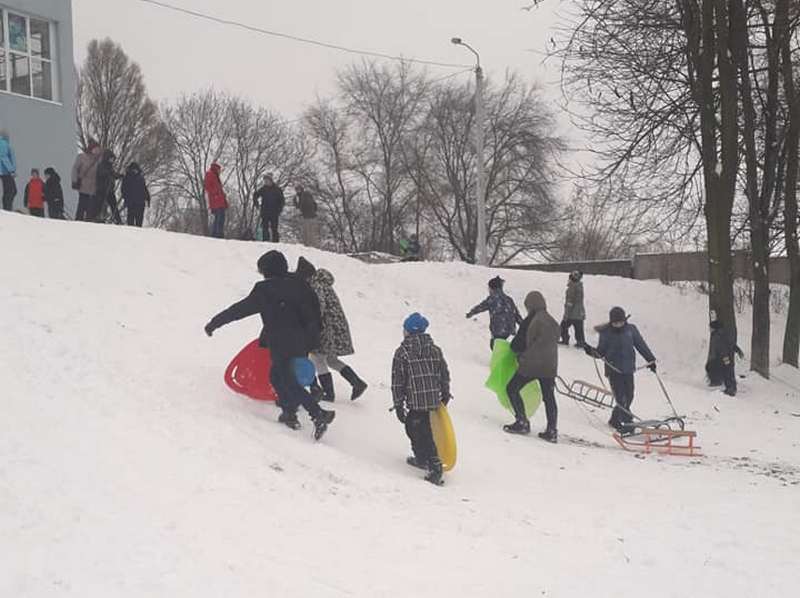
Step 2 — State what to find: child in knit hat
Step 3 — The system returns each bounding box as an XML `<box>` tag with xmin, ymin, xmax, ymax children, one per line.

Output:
<box><xmin>391</xmin><ymin>312</ymin><xmax>451</xmax><ymax>486</ymax></box>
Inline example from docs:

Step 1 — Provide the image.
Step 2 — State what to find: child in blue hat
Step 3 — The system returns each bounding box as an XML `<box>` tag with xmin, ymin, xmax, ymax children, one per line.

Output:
<box><xmin>391</xmin><ymin>313</ymin><xmax>452</xmax><ymax>485</ymax></box>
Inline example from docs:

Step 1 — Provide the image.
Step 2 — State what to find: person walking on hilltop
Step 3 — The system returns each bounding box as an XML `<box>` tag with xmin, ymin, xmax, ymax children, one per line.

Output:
<box><xmin>71</xmin><ymin>138</ymin><xmax>102</xmax><ymax>221</ymax></box>
<box><xmin>204</xmin><ymin>162</ymin><xmax>228</xmax><ymax>239</ymax></box>
<box><xmin>94</xmin><ymin>150</ymin><xmax>123</xmax><ymax>224</ymax></box>
<box><xmin>392</xmin><ymin>312</ymin><xmax>451</xmax><ymax>486</ymax></box>
<box><xmin>204</xmin><ymin>250</ymin><xmax>335</xmax><ymax>439</ymax></box>
<box><xmin>295</xmin><ymin>257</ymin><xmax>368</xmax><ymax>402</ymax></box>
<box><xmin>504</xmin><ymin>291</ymin><xmax>560</xmax><ymax>442</ymax></box>
<box><xmin>253</xmin><ymin>173</ymin><xmax>285</xmax><ymax>242</ymax></box>
<box><xmin>0</xmin><ymin>130</ymin><xmax>17</xmax><ymax>211</ymax></box>
<box><xmin>121</xmin><ymin>162</ymin><xmax>150</xmax><ymax>227</ymax></box>
<box><xmin>43</xmin><ymin>168</ymin><xmax>65</xmax><ymax>219</ymax></box>
<box><xmin>583</xmin><ymin>307</ymin><xmax>657</xmax><ymax>433</ymax></box>
<box><xmin>23</xmin><ymin>169</ymin><xmax>45</xmax><ymax>217</ymax></box>
<box><xmin>466</xmin><ymin>276</ymin><xmax>523</xmax><ymax>349</ymax></box>
<box><xmin>294</xmin><ymin>183</ymin><xmax>319</xmax><ymax>247</ymax></box>
<box><xmin>559</xmin><ymin>270</ymin><xmax>586</xmax><ymax>348</ymax></box>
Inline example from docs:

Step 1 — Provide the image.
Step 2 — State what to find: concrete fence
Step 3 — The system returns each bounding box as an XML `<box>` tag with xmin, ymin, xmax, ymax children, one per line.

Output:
<box><xmin>506</xmin><ymin>251</ymin><xmax>791</xmax><ymax>285</ymax></box>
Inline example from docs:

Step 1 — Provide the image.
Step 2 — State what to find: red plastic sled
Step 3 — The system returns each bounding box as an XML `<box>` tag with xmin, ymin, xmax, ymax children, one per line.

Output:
<box><xmin>224</xmin><ymin>339</ymin><xmax>278</xmax><ymax>401</ymax></box>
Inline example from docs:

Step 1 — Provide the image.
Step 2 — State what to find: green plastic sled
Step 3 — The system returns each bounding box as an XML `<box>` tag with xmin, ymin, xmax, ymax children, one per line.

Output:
<box><xmin>485</xmin><ymin>339</ymin><xmax>542</xmax><ymax>418</ymax></box>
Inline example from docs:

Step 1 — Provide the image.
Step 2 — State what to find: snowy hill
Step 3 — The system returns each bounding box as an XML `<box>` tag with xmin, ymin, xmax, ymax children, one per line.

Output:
<box><xmin>1</xmin><ymin>212</ymin><xmax>798</xmax><ymax>597</ymax></box>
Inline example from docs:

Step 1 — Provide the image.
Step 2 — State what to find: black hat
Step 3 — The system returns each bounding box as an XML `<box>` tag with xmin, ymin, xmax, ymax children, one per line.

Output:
<box><xmin>609</xmin><ymin>306</ymin><xmax>628</xmax><ymax>323</ymax></box>
<box><xmin>296</xmin><ymin>256</ymin><xmax>316</xmax><ymax>280</ymax></box>
<box><xmin>257</xmin><ymin>250</ymin><xmax>288</xmax><ymax>277</ymax></box>
<box><xmin>488</xmin><ymin>276</ymin><xmax>504</xmax><ymax>290</ymax></box>
<box><xmin>43</xmin><ymin>167</ymin><xmax>57</xmax><ymax>177</ymax></box>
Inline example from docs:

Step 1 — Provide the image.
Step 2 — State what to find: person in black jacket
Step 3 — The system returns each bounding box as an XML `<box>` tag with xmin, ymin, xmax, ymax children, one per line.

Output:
<box><xmin>121</xmin><ymin>162</ymin><xmax>150</xmax><ymax>227</ymax></box>
<box><xmin>93</xmin><ymin>150</ymin><xmax>122</xmax><ymax>224</ymax></box>
<box><xmin>204</xmin><ymin>250</ymin><xmax>335</xmax><ymax>438</ymax></box>
<box><xmin>253</xmin><ymin>173</ymin><xmax>285</xmax><ymax>242</ymax></box>
<box><xmin>43</xmin><ymin>168</ymin><xmax>65</xmax><ymax>219</ymax></box>
<box><xmin>707</xmin><ymin>319</ymin><xmax>744</xmax><ymax>397</ymax></box>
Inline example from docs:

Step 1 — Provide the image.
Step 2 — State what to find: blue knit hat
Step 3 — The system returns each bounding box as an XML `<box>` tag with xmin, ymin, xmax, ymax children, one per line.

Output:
<box><xmin>403</xmin><ymin>312</ymin><xmax>429</xmax><ymax>334</ymax></box>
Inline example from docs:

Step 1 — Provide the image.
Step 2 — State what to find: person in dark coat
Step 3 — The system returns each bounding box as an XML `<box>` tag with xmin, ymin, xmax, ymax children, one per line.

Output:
<box><xmin>121</xmin><ymin>162</ymin><xmax>151</xmax><ymax>227</ymax></box>
<box><xmin>392</xmin><ymin>312</ymin><xmax>451</xmax><ymax>486</ymax></box>
<box><xmin>253</xmin><ymin>173</ymin><xmax>285</xmax><ymax>242</ymax></box>
<box><xmin>707</xmin><ymin>320</ymin><xmax>744</xmax><ymax>397</ymax></box>
<box><xmin>560</xmin><ymin>270</ymin><xmax>586</xmax><ymax>348</ymax></box>
<box><xmin>466</xmin><ymin>276</ymin><xmax>524</xmax><ymax>349</ymax></box>
<box><xmin>43</xmin><ymin>168</ymin><xmax>65</xmax><ymax>219</ymax></box>
<box><xmin>505</xmin><ymin>291</ymin><xmax>561</xmax><ymax>441</ymax></box>
<box><xmin>93</xmin><ymin>150</ymin><xmax>122</xmax><ymax>224</ymax></box>
<box><xmin>204</xmin><ymin>250</ymin><xmax>335</xmax><ymax>437</ymax></box>
<box><xmin>294</xmin><ymin>184</ymin><xmax>319</xmax><ymax>247</ymax></box>
<box><xmin>584</xmin><ymin>307</ymin><xmax>657</xmax><ymax>432</ymax></box>
<box><xmin>295</xmin><ymin>257</ymin><xmax>368</xmax><ymax>402</ymax></box>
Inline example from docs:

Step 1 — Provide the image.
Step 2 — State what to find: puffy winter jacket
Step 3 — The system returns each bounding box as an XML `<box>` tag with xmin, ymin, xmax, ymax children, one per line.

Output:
<box><xmin>24</xmin><ymin>178</ymin><xmax>45</xmax><ymax>209</ymax></box>
<box><xmin>596</xmin><ymin>322</ymin><xmax>656</xmax><ymax>376</ymax></box>
<box><xmin>467</xmin><ymin>289</ymin><xmax>523</xmax><ymax>338</ymax></box>
<box><xmin>516</xmin><ymin>292</ymin><xmax>560</xmax><ymax>379</ymax></box>
<box><xmin>204</xmin><ymin>163</ymin><xmax>228</xmax><ymax>210</ymax></box>
<box><xmin>391</xmin><ymin>333</ymin><xmax>451</xmax><ymax>411</ymax></box>
<box><xmin>71</xmin><ymin>150</ymin><xmax>102</xmax><ymax>195</ymax></box>
<box><xmin>563</xmin><ymin>280</ymin><xmax>586</xmax><ymax>321</ymax></box>
<box><xmin>0</xmin><ymin>137</ymin><xmax>16</xmax><ymax>176</ymax></box>
<box><xmin>44</xmin><ymin>173</ymin><xmax>64</xmax><ymax>205</ymax></box>
<box><xmin>207</xmin><ymin>274</ymin><xmax>321</xmax><ymax>358</ymax></box>
<box><xmin>121</xmin><ymin>167</ymin><xmax>150</xmax><ymax>208</ymax></box>
<box><xmin>310</xmin><ymin>269</ymin><xmax>354</xmax><ymax>357</ymax></box>
<box><xmin>254</xmin><ymin>183</ymin><xmax>285</xmax><ymax>216</ymax></box>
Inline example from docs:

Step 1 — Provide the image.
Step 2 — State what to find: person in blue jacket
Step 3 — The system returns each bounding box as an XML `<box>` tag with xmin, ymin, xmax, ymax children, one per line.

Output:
<box><xmin>584</xmin><ymin>306</ymin><xmax>657</xmax><ymax>432</ymax></box>
<box><xmin>0</xmin><ymin>130</ymin><xmax>17</xmax><ymax>211</ymax></box>
<box><xmin>466</xmin><ymin>276</ymin><xmax>523</xmax><ymax>349</ymax></box>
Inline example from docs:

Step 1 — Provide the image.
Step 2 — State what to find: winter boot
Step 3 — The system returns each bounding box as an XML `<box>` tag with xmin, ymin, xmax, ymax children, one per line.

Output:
<box><xmin>503</xmin><ymin>419</ymin><xmax>531</xmax><ymax>435</ymax></box>
<box><xmin>318</xmin><ymin>372</ymin><xmax>335</xmax><ymax>402</ymax></box>
<box><xmin>538</xmin><ymin>428</ymin><xmax>558</xmax><ymax>443</ymax></box>
<box><xmin>312</xmin><ymin>408</ymin><xmax>336</xmax><ymax>440</ymax></box>
<box><xmin>309</xmin><ymin>378</ymin><xmax>324</xmax><ymax>401</ymax></box>
<box><xmin>340</xmin><ymin>366</ymin><xmax>368</xmax><ymax>400</ymax></box>
<box><xmin>278</xmin><ymin>410</ymin><xmax>301</xmax><ymax>430</ymax></box>
<box><xmin>406</xmin><ymin>455</ymin><xmax>427</xmax><ymax>470</ymax></box>
<box><xmin>424</xmin><ymin>457</ymin><xmax>444</xmax><ymax>486</ymax></box>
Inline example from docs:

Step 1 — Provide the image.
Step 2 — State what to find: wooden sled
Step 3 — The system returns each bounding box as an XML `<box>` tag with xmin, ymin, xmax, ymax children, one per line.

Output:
<box><xmin>613</xmin><ymin>425</ymin><xmax>701</xmax><ymax>457</ymax></box>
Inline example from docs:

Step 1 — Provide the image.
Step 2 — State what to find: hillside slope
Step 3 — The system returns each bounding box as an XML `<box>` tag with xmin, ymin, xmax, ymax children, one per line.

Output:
<box><xmin>1</xmin><ymin>213</ymin><xmax>798</xmax><ymax>597</ymax></box>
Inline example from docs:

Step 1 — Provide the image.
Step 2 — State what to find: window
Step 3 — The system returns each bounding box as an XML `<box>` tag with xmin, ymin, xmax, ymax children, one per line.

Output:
<box><xmin>0</xmin><ymin>8</ymin><xmax>56</xmax><ymax>101</ymax></box>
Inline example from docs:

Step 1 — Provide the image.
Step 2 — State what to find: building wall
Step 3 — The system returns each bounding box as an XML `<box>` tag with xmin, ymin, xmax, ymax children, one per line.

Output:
<box><xmin>0</xmin><ymin>0</ymin><xmax>75</xmax><ymax>214</ymax></box>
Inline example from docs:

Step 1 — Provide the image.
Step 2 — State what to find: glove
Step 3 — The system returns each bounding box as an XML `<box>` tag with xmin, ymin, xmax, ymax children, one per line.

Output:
<box><xmin>648</xmin><ymin>362</ymin><xmax>657</xmax><ymax>373</ymax></box>
<box><xmin>442</xmin><ymin>394</ymin><xmax>451</xmax><ymax>406</ymax></box>
<box><xmin>395</xmin><ymin>405</ymin><xmax>407</xmax><ymax>424</ymax></box>
<box><xmin>465</xmin><ymin>312</ymin><xmax>472</xmax><ymax>319</ymax></box>
<box><xmin>204</xmin><ymin>322</ymin><xmax>215</xmax><ymax>337</ymax></box>
<box><xmin>583</xmin><ymin>344</ymin><xmax>597</xmax><ymax>357</ymax></box>
<box><xmin>736</xmin><ymin>348</ymin><xmax>745</xmax><ymax>359</ymax></box>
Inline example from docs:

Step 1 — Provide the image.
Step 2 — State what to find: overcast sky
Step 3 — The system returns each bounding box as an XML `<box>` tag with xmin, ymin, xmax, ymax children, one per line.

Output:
<box><xmin>72</xmin><ymin>0</ymin><xmax>570</xmax><ymax>119</ymax></box>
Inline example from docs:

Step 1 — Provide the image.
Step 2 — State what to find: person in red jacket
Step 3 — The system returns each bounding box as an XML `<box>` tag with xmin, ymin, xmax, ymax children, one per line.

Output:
<box><xmin>23</xmin><ymin>169</ymin><xmax>45</xmax><ymax>217</ymax></box>
<box><xmin>204</xmin><ymin>162</ymin><xmax>228</xmax><ymax>238</ymax></box>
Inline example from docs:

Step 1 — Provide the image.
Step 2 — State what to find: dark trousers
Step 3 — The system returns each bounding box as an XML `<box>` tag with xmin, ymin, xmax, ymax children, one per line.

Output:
<box><xmin>261</xmin><ymin>212</ymin><xmax>280</xmax><ymax>242</ymax></box>
<box><xmin>490</xmin><ymin>334</ymin><xmax>510</xmax><ymax>350</ymax></box>
<box><xmin>507</xmin><ymin>374</ymin><xmax>558</xmax><ymax>430</ymax></box>
<box><xmin>29</xmin><ymin>207</ymin><xmax>44</xmax><ymax>217</ymax></box>
<box><xmin>127</xmin><ymin>204</ymin><xmax>144</xmax><ymax>227</ymax></box>
<box><xmin>2</xmin><ymin>175</ymin><xmax>17</xmax><ymax>210</ymax></box>
<box><xmin>211</xmin><ymin>208</ymin><xmax>226</xmax><ymax>238</ymax></box>
<box><xmin>47</xmin><ymin>201</ymin><xmax>65</xmax><ymax>219</ymax></box>
<box><xmin>560</xmin><ymin>319</ymin><xmax>585</xmax><ymax>345</ymax></box>
<box><xmin>75</xmin><ymin>193</ymin><xmax>93</xmax><ymax>221</ymax></box>
<box><xmin>608</xmin><ymin>373</ymin><xmax>635</xmax><ymax>425</ymax></box>
<box><xmin>708</xmin><ymin>358</ymin><xmax>737</xmax><ymax>395</ymax></box>
<box><xmin>93</xmin><ymin>193</ymin><xmax>121</xmax><ymax>224</ymax></box>
<box><xmin>270</xmin><ymin>353</ymin><xmax>321</xmax><ymax>418</ymax></box>
<box><xmin>405</xmin><ymin>410</ymin><xmax>440</xmax><ymax>466</ymax></box>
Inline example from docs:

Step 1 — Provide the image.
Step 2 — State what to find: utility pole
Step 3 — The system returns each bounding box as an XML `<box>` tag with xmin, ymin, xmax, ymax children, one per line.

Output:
<box><xmin>451</xmin><ymin>37</ymin><xmax>487</xmax><ymax>265</ymax></box>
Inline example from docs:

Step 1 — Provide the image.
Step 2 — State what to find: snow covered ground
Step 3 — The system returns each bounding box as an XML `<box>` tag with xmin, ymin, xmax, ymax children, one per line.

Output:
<box><xmin>1</xmin><ymin>212</ymin><xmax>798</xmax><ymax>597</ymax></box>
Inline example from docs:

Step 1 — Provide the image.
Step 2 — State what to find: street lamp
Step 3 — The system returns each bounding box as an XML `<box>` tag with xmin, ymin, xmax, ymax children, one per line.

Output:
<box><xmin>451</xmin><ymin>37</ymin><xmax>487</xmax><ymax>266</ymax></box>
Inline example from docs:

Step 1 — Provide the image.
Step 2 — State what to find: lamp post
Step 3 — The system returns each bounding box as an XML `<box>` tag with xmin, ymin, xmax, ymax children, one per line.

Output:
<box><xmin>451</xmin><ymin>37</ymin><xmax>487</xmax><ymax>266</ymax></box>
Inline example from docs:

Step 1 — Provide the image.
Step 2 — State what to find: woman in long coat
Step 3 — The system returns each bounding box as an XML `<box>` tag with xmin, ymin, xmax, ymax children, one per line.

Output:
<box><xmin>296</xmin><ymin>257</ymin><xmax>368</xmax><ymax>401</ymax></box>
